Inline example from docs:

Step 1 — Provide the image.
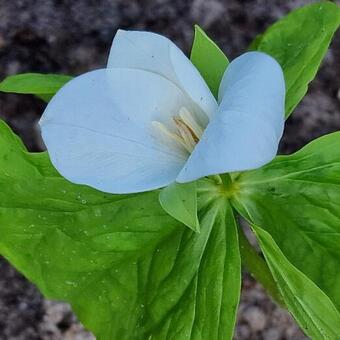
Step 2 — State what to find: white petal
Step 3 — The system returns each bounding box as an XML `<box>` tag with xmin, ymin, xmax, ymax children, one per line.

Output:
<box><xmin>40</xmin><ymin>68</ymin><xmax>191</xmax><ymax>194</ymax></box>
<box><xmin>177</xmin><ymin>52</ymin><xmax>285</xmax><ymax>182</ymax></box>
<box><xmin>107</xmin><ymin>29</ymin><xmax>217</xmax><ymax>123</ymax></box>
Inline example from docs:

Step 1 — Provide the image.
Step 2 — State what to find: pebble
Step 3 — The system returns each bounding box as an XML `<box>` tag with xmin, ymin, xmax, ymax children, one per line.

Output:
<box><xmin>243</xmin><ymin>306</ymin><xmax>267</xmax><ymax>332</ymax></box>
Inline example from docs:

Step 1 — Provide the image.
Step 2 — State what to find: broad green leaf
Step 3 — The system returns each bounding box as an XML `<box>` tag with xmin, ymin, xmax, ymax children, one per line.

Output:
<box><xmin>0</xmin><ymin>120</ymin><xmax>241</xmax><ymax>339</ymax></box>
<box><xmin>159</xmin><ymin>181</ymin><xmax>200</xmax><ymax>232</ymax></box>
<box><xmin>250</xmin><ymin>1</ymin><xmax>340</xmax><ymax>118</ymax></box>
<box><xmin>190</xmin><ymin>25</ymin><xmax>229</xmax><ymax>98</ymax></box>
<box><xmin>252</xmin><ymin>224</ymin><xmax>340</xmax><ymax>339</ymax></box>
<box><xmin>153</xmin><ymin>191</ymin><xmax>241</xmax><ymax>340</ymax></box>
<box><xmin>231</xmin><ymin>132</ymin><xmax>340</xmax><ymax>319</ymax></box>
<box><xmin>0</xmin><ymin>73</ymin><xmax>73</xmax><ymax>102</ymax></box>
<box><xmin>247</xmin><ymin>33</ymin><xmax>263</xmax><ymax>51</ymax></box>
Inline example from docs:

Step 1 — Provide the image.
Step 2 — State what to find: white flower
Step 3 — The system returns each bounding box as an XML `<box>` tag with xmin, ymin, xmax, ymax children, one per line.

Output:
<box><xmin>39</xmin><ymin>30</ymin><xmax>285</xmax><ymax>194</ymax></box>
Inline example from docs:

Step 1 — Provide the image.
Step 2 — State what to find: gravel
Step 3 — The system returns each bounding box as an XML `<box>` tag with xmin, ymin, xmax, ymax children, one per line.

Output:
<box><xmin>1</xmin><ymin>0</ymin><xmax>339</xmax><ymax>338</ymax></box>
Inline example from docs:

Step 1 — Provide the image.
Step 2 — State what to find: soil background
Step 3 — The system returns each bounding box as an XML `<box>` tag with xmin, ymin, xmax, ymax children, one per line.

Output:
<box><xmin>0</xmin><ymin>0</ymin><xmax>339</xmax><ymax>339</ymax></box>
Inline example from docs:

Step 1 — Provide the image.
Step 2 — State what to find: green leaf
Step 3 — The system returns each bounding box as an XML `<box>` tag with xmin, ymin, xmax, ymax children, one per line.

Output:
<box><xmin>247</xmin><ymin>33</ymin><xmax>263</xmax><ymax>51</ymax></box>
<box><xmin>190</xmin><ymin>25</ymin><xmax>229</xmax><ymax>98</ymax></box>
<box><xmin>250</xmin><ymin>1</ymin><xmax>340</xmax><ymax>118</ymax></box>
<box><xmin>232</xmin><ymin>132</ymin><xmax>340</xmax><ymax>324</ymax></box>
<box><xmin>0</xmin><ymin>73</ymin><xmax>73</xmax><ymax>102</ymax></box>
<box><xmin>237</xmin><ymin>226</ymin><xmax>285</xmax><ymax>307</ymax></box>
<box><xmin>252</xmin><ymin>224</ymin><xmax>340</xmax><ymax>339</ymax></box>
<box><xmin>160</xmin><ymin>181</ymin><xmax>199</xmax><ymax>232</ymax></box>
<box><xmin>153</xmin><ymin>194</ymin><xmax>241</xmax><ymax>340</ymax></box>
<box><xmin>0</xmin><ymin>121</ymin><xmax>241</xmax><ymax>339</ymax></box>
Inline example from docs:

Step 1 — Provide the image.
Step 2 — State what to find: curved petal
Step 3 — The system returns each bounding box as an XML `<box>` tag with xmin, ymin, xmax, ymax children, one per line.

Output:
<box><xmin>107</xmin><ymin>29</ymin><xmax>217</xmax><ymax>123</ymax></box>
<box><xmin>40</xmin><ymin>68</ymin><xmax>190</xmax><ymax>194</ymax></box>
<box><xmin>177</xmin><ymin>52</ymin><xmax>285</xmax><ymax>182</ymax></box>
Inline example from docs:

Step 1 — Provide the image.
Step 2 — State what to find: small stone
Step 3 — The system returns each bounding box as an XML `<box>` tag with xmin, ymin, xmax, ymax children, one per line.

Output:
<box><xmin>191</xmin><ymin>0</ymin><xmax>225</xmax><ymax>27</ymax></box>
<box><xmin>64</xmin><ymin>324</ymin><xmax>95</xmax><ymax>340</ymax></box>
<box><xmin>263</xmin><ymin>328</ymin><xmax>281</xmax><ymax>340</ymax></box>
<box><xmin>44</xmin><ymin>300</ymin><xmax>71</xmax><ymax>324</ymax></box>
<box><xmin>243</xmin><ymin>306</ymin><xmax>267</xmax><ymax>332</ymax></box>
<box><xmin>235</xmin><ymin>324</ymin><xmax>251</xmax><ymax>339</ymax></box>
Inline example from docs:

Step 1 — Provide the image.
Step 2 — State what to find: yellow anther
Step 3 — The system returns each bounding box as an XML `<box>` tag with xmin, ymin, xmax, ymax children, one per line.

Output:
<box><xmin>178</xmin><ymin>107</ymin><xmax>203</xmax><ymax>139</ymax></box>
<box><xmin>151</xmin><ymin>121</ymin><xmax>190</xmax><ymax>151</ymax></box>
<box><xmin>173</xmin><ymin>117</ymin><xmax>197</xmax><ymax>152</ymax></box>
<box><xmin>152</xmin><ymin>107</ymin><xmax>204</xmax><ymax>154</ymax></box>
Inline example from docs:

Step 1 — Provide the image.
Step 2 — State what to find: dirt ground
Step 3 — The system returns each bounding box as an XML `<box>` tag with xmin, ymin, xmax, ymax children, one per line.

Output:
<box><xmin>0</xmin><ymin>0</ymin><xmax>339</xmax><ymax>339</ymax></box>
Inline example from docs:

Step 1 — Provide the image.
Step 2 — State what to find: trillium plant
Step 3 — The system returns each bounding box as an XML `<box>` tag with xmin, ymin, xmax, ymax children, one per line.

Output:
<box><xmin>1</xmin><ymin>2</ymin><xmax>340</xmax><ymax>339</ymax></box>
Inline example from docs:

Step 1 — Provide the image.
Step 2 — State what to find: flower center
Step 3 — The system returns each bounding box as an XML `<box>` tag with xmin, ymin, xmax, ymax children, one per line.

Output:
<box><xmin>152</xmin><ymin>107</ymin><xmax>204</xmax><ymax>153</ymax></box>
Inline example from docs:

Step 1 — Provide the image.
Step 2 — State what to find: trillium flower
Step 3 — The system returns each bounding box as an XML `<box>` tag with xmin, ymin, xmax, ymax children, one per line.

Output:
<box><xmin>39</xmin><ymin>30</ymin><xmax>285</xmax><ymax>194</ymax></box>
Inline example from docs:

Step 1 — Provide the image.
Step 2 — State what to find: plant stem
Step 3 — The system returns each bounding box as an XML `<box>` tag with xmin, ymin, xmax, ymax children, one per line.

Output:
<box><xmin>220</xmin><ymin>173</ymin><xmax>285</xmax><ymax>306</ymax></box>
<box><xmin>238</xmin><ymin>225</ymin><xmax>286</xmax><ymax>307</ymax></box>
<box><xmin>220</xmin><ymin>173</ymin><xmax>232</xmax><ymax>190</ymax></box>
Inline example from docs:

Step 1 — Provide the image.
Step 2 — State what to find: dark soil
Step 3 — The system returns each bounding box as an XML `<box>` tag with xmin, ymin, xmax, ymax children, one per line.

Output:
<box><xmin>0</xmin><ymin>0</ymin><xmax>339</xmax><ymax>339</ymax></box>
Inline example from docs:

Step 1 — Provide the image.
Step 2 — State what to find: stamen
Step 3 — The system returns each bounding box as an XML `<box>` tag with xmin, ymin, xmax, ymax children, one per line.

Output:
<box><xmin>151</xmin><ymin>121</ymin><xmax>189</xmax><ymax>151</ymax></box>
<box><xmin>152</xmin><ymin>107</ymin><xmax>205</xmax><ymax>154</ymax></box>
<box><xmin>173</xmin><ymin>117</ymin><xmax>197</xmax><ymax>152</ymax></box>
<box><xmin>178</xmin><ymin>107</ymin><xmax>204</xmax><ymax>139</ymax></box>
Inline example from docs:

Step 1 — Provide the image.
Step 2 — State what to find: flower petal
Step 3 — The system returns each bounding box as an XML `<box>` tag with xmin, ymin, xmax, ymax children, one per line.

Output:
<box><xmin>40</xmin><ymin>68</ymin><xmax>191</xmax><ymax>194</ymax></box>
<box><xmin>177</xmin><ymin>52</ymin><xmax>285</xmax><ymax>182</ymax></box>
<box><xmin>107</xmin><ymin>30</ymin><xmax>217</xmax><ymax>122</ymax></box>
